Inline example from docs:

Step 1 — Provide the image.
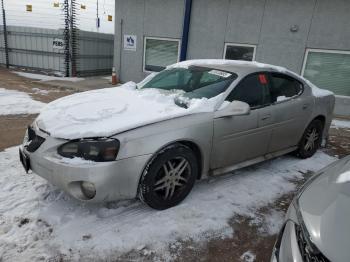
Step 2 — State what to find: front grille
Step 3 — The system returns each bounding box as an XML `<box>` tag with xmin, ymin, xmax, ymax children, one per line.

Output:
<box><xmin>295</xmin><ymin>225</ymin><xmax>330</xmax><ymax>262</ymax></box>
<box><xmin>25</xmin><ymin>126</ymin><xmax>45</xmax><ymax>153</ymax></box>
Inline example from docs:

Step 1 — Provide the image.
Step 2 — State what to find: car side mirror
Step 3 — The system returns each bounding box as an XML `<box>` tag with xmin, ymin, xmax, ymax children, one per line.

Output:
<box><xmin>215</xmin><ymin>100</ymin><xmax>251</xmax><ymax>118</ymax></box>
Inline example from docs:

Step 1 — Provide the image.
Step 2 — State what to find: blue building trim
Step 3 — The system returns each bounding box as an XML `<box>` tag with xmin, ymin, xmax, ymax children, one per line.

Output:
<box><xmin>180</xmin><ymin>0</ymin><xmax>192</xmax><ymax>61</ymax></box>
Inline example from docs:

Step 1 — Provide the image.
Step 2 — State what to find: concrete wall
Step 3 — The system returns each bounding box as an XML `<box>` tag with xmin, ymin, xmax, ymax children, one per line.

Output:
<box><xmin>114</xmin><ymin>0</ymin><xmax>350</xmax><ymax>115</ymax></box>
<box><xmin>114</xmin><ymin>0</ymin><xmax>184</xmax><ymax>82</ymax></box>
<box><xmin>114</xmin><ymin>0</ymin><xmax>350</xmax><ymax>79</ymax></box>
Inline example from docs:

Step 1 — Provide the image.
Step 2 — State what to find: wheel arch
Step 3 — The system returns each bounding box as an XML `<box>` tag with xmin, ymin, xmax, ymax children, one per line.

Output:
<box><xmin>313</xmin><ymin>115</ymin><xmax>326</xmax><ymax>126</ymax></box>
<box><xmin>139</xmin><ymin>139</ymin><xmax>204</xmax><ymax>186</ymax></box>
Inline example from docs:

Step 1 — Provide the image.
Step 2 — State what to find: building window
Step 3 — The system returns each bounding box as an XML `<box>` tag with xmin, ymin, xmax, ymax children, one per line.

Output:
<box><xmin>224</xmin><ymin>43</ymin><xmax>256</xmax><ymax>61</ymax></box>
<box><xmin>144</xmin><ymin>37</ymin><xmax>180</xmax><ymax>72</ymax></box>
<box><xmin>302</xmin><ymin>49</ymin><xmax>350</xmax><ymax>96</ymax></box>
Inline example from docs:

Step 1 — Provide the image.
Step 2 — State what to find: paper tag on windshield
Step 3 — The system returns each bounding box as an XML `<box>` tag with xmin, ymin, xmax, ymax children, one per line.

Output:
<box><xmin>208</xmin><ymin>70</ymin><xmax>232</xmax><ymax>78</ymax></box>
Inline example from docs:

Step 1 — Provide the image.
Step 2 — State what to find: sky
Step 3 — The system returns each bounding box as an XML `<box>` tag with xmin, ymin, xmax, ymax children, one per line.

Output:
<box><xmin>0</xmin><ymin>0</ymin><xmax>115</xmax><ymax>34</ymax></box>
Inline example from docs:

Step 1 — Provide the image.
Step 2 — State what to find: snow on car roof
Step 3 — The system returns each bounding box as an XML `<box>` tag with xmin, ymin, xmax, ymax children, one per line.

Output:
<box><xmin>169</xmin><ymin>59</ymin><xmax>333</xmax><ymax>97</ymax></box>
<box><xmin>168</xmin><ymin>59</ymin><xmax>288</xmax><ymax>74</ymax></box>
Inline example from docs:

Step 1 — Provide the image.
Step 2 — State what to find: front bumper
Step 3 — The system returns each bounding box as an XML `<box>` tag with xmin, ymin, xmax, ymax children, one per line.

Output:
<box><xmin>271</xmin><ymin>203</ymin><xmax>303</xmax><ymax>262</ymax></box>
<box><xmin>21</xmin><ymin>130</ymin><xmax>151</xmax><ymax>202</ymax></box>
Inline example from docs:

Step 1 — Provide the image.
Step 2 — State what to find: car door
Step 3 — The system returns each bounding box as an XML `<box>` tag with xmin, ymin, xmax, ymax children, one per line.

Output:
<box><xmin>211</xmin><ymin>73</ymin><xmax>273</xmax><ymax>170</ymax></box>
<box><xmin>266</xmin><ymin>72</ymin><xmax>313</xmax><ymax>153</ymax></box>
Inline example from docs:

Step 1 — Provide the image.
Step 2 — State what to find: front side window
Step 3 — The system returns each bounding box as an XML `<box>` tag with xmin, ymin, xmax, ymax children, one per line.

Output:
<box><xmin>226</xmin><ymin>73</ymin><xmax>269</xmax><ymax>108</ymax></box>
<box><xmin>141</xmin><ymin>67</ymin><xmax>237</xmax><ymax>105</ymax></box>
<box><xmin>144</xmin><ymin>38</ymin><xmax>180</xmax><ymax>72</ymax></box>
<box><xmin>269</xmin><ymin>73</ymin><xmax>302</xmax><ymax>103</ymax></box>
<box><xmin>224</xmin><ymin>44</ymin><xmax>256</xmax><ymax>61</ymax></box>
<box><xmin>303</xmin><ymin>50</ymin><xmax>350</xmax><ymax>96</ymax></box>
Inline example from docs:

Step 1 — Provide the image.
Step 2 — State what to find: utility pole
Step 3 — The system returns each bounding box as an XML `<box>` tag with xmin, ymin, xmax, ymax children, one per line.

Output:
<box><xmin>1</xmin><ymin>0</ymin><xmax>9</xmax><ymax>68</ymax></box>
<box><xmin>96</xmin><ymin>0</ymin><xmax>100</xmax><ymax>31</ymax></box>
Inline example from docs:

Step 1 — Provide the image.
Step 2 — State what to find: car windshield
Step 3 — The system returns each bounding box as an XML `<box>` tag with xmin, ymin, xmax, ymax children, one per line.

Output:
<box><xmin>141</xmin><ymin>66</ymin><xmax>237</xmax><ymax>107</ymax></box>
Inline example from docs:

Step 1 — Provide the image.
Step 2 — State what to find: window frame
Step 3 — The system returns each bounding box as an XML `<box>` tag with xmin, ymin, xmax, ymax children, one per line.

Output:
<box><xmin>224</xmin><ymin>72</ymin><xmax>271</xmax><ymax>110</ymax></box>
<box><xmin>143</xmin><ymin>36</ymin><xmax>181</xmax><ymax>73</ymax></box>
<box><xmin>301</xmin><ymin>48</ymin><xmax>350</xmax><ymax>76</ymax></box>
<box><xmin>223</xmin><ymin>43</ymin><xmax>257</xmax><ymax>61</ymax></box>
<box><xmin>267</xmin><ymin>72</ymin><xmax>304</xmax><ymax>105</ymax></box>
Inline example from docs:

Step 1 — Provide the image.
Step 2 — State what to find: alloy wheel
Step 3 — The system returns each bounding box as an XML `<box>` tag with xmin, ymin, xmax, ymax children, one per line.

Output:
<box><xmin>153</xmin><ymin>157</ymin><xmax>191</xmax><ymax>200</ymax></box>
<box><xmin>304</xmin><ymin>127</ymin><xmax>319</xmax><ymax>152</ymax></box>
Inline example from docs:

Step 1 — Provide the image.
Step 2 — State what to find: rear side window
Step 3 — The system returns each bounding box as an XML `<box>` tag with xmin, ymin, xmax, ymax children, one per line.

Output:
<box><xmin>226</xmin><ymin>73</ymin><xmax>269</xmax><ymax>108</ymax></box>
<box><xmin>269</xmin><ymin>73</ymin><xmax>303</xmax><ymax>103</ymax></box>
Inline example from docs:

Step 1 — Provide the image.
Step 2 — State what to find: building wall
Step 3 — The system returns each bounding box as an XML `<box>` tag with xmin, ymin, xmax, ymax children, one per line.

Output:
<box><xmin>113</xmin><ymin>0</ymin><xmax>350</xmax><ymax>81</ymax></box>
<box><xmin>113</xmin><ymin>0</ymin><xmax>184</xmax><ymax>82</ymax></box>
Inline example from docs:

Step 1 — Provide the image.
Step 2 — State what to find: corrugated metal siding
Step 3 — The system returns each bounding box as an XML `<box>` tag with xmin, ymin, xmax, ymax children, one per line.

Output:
<box><xmin>77</xmin><ymin>30</ymin><xmax>114</xmax><ymax>76</ymax></box>
<box><xmin>0</xmin><ymin>26</ymin><xmax>113</xmax><ymax>76</ymax></box>
<box><xmin>1</xmin><ymin>26</ymin><xmax>65</xmax><ymax>72</ymax></box>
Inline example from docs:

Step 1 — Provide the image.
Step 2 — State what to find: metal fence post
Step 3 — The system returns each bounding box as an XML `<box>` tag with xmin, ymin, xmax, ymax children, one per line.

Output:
<box><xmin>1</xmin><ymin>0</ymin><xmax>9</xmax><ymax>68</ymax></box>
<box><xmin>70</xmin><ymin>0</ymin><xmax>78</xmax><ymax>77</ymax></box>
<box><xmin>63</xmin><ymin>0</ymin><xmax>70</xmax><ymax>76</ymax></box>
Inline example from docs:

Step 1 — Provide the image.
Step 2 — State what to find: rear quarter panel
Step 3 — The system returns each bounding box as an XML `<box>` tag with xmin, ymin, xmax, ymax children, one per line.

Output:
<box><xmin>310</xmin><ymin>89</ymin><xmax>335</xmax><ymax>139</ymax></box>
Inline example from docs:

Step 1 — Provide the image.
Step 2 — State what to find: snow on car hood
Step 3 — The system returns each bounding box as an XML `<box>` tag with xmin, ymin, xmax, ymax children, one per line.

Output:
<box><xmin>35</xmin><ymin>82</ymin><xmax>219</xmax><ymax>139</ymax></box>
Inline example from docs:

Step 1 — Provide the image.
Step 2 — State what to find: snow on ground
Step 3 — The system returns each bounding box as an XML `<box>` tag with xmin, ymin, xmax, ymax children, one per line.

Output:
<box><xmin>13</xmin><ymin>72</ymin><xmax>84</xmax><ymax>82</ymax></box>
<box><xmin>0</xmin><ymin>146</ymin><xmax>335</xmax><ymax>261</ymax></box>
<box><xmin>332</xmin><ymin>119</ymin><xmax>350</xmax><ymax>129</ymax></box>
<box><xmin>240</xmin><ymin>251</ymin><xmax>256</xmax><ymax>262</ymax></box>
<box><xmin>0</xmin><ymin>88</ymin><xmax>46</xmax><ymax>115</ymax></box>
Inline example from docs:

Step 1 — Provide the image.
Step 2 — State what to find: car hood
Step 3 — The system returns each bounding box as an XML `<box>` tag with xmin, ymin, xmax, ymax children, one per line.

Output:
<box><xmin>35</xmin><ymin>82</ymin><xmax>219</xmax><ymax>140</ymax></box>
<box><xmin>299</xmin><ymin>156</ymin><xmax>350</xmax><ymax>262</ymax></box>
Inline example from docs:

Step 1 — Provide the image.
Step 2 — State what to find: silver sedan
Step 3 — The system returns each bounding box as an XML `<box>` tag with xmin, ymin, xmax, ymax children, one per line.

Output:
<box><xmin>271</xmin><ymin>155</ymin><xmax>350</xmax><ymax>262</ymax></box>
<box><xmin>19</xmin><ymin>60</ymin><xmax>335</xmax><ymax>210</ymax></box>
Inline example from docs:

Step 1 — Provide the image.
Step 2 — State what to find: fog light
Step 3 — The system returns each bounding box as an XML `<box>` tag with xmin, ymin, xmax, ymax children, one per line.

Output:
<box><xmin>80</xmin><ymin>181</ymin><xmax>96</xmax><ymax>199</ymax></box>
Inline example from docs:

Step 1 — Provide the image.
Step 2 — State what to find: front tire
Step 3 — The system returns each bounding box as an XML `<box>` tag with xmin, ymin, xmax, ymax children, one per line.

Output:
<box><xmin>138</xmin><ymin>144</ymin><xmax>198</xmax><ymax>210</ymax></box>
<box><xmin>296</xmin><ymin>119</ymin><xmax>324</xmax><ymax>159</ymax></box>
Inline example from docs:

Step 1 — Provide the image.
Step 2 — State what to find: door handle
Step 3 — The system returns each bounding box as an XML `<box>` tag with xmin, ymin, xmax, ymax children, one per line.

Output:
<box><xmin>261</xmin><ymin>114</ymin><xmax>271</xmax><ymax>121</ymax></box>
<box><xmin>302</xmin><ymin>104</ymin><xmax>309</xmax><ymax>110</ymax></box>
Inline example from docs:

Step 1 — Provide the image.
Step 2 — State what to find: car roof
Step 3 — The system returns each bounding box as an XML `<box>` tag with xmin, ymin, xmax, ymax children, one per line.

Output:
<box><xmin>168</xmin><ymin>59</ymin><xmax>295</xmax><ymax>77</ymax></box>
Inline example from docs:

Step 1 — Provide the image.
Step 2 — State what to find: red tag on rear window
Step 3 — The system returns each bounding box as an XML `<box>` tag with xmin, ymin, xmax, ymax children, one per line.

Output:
<box><xmin>259</xmin><ymin>74</ymin><xmax>268</xmax><ymax>85</ymax></box>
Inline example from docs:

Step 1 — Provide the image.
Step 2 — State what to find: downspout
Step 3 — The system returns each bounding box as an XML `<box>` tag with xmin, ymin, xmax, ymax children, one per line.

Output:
<box><xmin>179</xmin><ymin>0</ymin><xmax>192</xmax><ymax>61</ymax></box>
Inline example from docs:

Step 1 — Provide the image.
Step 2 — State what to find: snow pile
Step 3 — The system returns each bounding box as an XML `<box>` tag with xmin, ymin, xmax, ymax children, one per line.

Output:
<box><xmin>0</xmin><ymin>88</ymin><xmax>46</xmax><ymax>115</ymax></box>
<box><xmin>31</xmin><ymin>88</ymin><xmax>50</xmax><ymax>95</ymax></box>
<box><xmin>0</xmin><ymin>146</ymin><xmax>335</xmax><ymax>261</ymax></box>
<box><xmin>14</xmin><ymin>72</ymin><xmax>84</xmax><ymax>82</ymax></box>
<box><xmin>240</xmin><ymin>251</ymin><xmax>256</xmax><ymax>262</ymax></box>
<box><xmin>332</xmin><ymin>119</ymin><xmax>350</xmax><ymax>129</ymax></box>
<box><xmin>36</xmin><ymin>82</ymin><xmax>222</xmax><ymax>139</ymax></box>
<box><xmin>277</xmin><ymin>96</ymin><xmax>289</xmax><ymax>102</ymax></box>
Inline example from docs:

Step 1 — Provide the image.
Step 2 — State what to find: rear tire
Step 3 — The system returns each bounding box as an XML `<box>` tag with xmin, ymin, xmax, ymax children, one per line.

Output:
<box><xmin>138</xmin><ymin>144</ymin><xmax>198</xmax><ymax>210</ymax></box>
<box><xmin>296</xmin><ymin>119</ymin><xmax>324</xmax><ymax>159</ymax></box>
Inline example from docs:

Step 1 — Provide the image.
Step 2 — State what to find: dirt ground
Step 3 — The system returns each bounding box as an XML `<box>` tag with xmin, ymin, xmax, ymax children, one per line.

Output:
<box><xmin>0</xmin><ymin>67</ymin><xmax>349</xmax><ymax>262</ymax></box>
<box><xmin>0</xmin><ymin>67</ymin><xmax>74</xmax><ymax>151</ymax></box>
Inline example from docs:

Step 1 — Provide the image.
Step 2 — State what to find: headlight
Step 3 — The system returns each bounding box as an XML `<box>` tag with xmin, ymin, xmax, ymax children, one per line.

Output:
<box><xmin>57</xmin><ymin>138</ymin><xmax>120</xmax><ymax>162</ymax></box>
